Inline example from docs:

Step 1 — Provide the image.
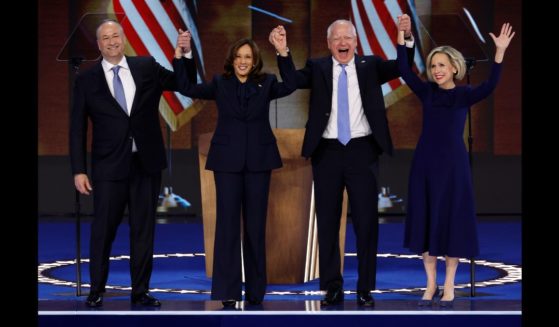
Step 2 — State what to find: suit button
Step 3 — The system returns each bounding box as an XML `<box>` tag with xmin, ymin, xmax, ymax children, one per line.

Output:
<box><xmin>325</xmin><ymin>112</ymin><xmax>330</xmax><ymax>116</ymax></box>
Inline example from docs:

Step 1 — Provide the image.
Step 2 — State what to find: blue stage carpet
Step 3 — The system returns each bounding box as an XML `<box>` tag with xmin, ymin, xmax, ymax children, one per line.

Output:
<box><xmin>39</xmin><ymin>221</ymin><xmax>521</xmax><ymax>302</ymax></box>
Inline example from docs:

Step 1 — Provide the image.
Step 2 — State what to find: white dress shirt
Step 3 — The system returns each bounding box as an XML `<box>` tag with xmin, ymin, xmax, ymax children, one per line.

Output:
<box><xmin>323</xmin><ymin>39</ymin><xmax>414</xmax><ymax>140</ymax></box>
<box><xmin>323</xmin><ymin>56</ymin><xmax>372</xmax><ymax>139</ymax></box>
<box><xmin>101</xmin><ymin>57</ymin><xmax>138</xmax><ymax>152</ymax></box>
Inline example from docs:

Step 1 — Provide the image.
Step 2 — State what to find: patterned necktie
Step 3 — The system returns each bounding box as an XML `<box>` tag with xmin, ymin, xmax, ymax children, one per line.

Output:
<box><xmin>337</xmin><ymin>64</ymin><xmax>351</xmax><ymax>145</ymax></box>
<box><xmin>112</xmin><ymin>66</ymin><xmax>127</xmax><ymax>114</ymax></box>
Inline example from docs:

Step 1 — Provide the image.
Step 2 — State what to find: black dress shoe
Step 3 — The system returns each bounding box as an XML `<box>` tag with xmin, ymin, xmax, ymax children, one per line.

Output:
<box><xmin>247</xmin><ymin>299</ymin><xmax>262</xmax><ymax>305</ymax></box>
<box><xmin>321</xmin><ymin>282</ymin><xmax>344</xmax><ymax>306</ymax></box>
<box><xmin>86</xmin><ymin>292</ymin><xmax>103</xmax><ymax>307</ymax></box>
<box><xmin>356</xmin><ymin>290</ymin><xmax>375</xmax><ymax>306</ymax></box>
<box><xmin>222</xmin><ymin>300</ymin><xmax>236</xmax><ymax>307</ymax></box>
<box><xmin>131</xmin><ymin>292</ymin><xmax>161</xmax><ymax>307</ymax></box>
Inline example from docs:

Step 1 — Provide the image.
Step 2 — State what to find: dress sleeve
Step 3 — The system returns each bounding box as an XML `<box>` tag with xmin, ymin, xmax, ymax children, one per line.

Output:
<box><xmin>396</xmin><ymin>44</ymin><xmax>428</xmax><ymax>97</ymax></box>
<box><xmin>466</xmin><ymin>62</ymin><xmax>502</xmax><ymax>105</ymax></box>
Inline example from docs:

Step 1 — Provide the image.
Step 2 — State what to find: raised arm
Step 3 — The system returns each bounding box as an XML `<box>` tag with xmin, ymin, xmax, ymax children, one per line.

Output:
<box><xmin>396</xmin><ymin>16</ymin><xmax>428</xmax><ymax>96</ymax></box>
<box><xmin>172</xmin><ymin>29</ymin><xmax>216</xmax><ymax>99</ymax></box>
<box><xmin>376</xmin><ymin>14</ymin><xmax>415</xmax><ymax>84</ymax></box>
<box><xmin>268</xmin><ymin>25</ymin><xmax>296</xmax><ymax>99</ymax></box>
<box><xmin>467</xmin><ymin>23</ymin><xmax>515</xmax><ymax>105</ymax></box>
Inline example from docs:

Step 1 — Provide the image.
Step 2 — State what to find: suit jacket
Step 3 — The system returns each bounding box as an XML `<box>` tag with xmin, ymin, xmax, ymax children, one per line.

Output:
<box><xmin>70</xmin><ymin>56</ymin><xmax>193</xmax><ymax>181</ymax></box>
<box><xmin>173</xmin><ymin>54</ymin><xmax>296</xmax><ymax>172</ymax></box>
<box><xmin>296</xmin><ymin>48</ymin><xmax>415</xmax><ymax>158</ymax></box>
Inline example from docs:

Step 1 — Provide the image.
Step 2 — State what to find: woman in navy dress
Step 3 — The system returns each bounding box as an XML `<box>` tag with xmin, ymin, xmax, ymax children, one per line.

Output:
<box><xmin>173</xmin><ymin>26</ymin><xmax>296</xmax><ymax>307</ymax></box>
<box><xmin>396</xmin><ymin>21</ymin><xmax>515</xmax><ymax>306</ymax></box>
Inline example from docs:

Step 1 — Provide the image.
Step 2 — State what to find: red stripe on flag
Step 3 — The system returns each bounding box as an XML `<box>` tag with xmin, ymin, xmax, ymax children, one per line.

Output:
<box><xmin>356</xmin><ymin>1</ymin><xmax>385</xmax><ymax>59</ymax></box>
<box><xmin>132</xmin><ymin>0</ymin><xmax>176</xmax><ymax>64</ymax></box>
<box><xmin>373</xmin><ymin>1</ymin><xmax>399</xmax><ymax>49</ymax></box>
<box><xmin>371</xmin><ymin>0</ymin><xmax>401</xmax><ymax>90</ymax></box>
<box><xmin>113</xmin><ymin>1</ymin><xmax>184</xmax><ymax>115</ymax></box>
<box><xmin>396</xmin><ymin>0</ymin><xmax>421</xmax><ymax>73</ymax></box>
<box><xmin>161</xmin><ymin>0</ymin><xmax>187</xmax><ymax>32</ymax></box>
<box><xmin>113</xmin><ymin>1</ymin><xmax>150</xmax><ymax>56</ymax></box>
<box><xmin>163</xmin><ymin>92</ymin><xmax>185</xmax><ymax>115</ymax></box>
<box><xmin>356</xmin><ymin>1</ymin><xmax>399</xmax><ymax>90</ymax></box>
<box><xmin>397</xmin><ymin>0</ymin><xmax>408</xmax><ymax>13</ymax></box>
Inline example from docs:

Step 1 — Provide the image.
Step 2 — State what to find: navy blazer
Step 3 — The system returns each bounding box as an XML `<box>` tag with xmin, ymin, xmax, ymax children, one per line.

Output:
<box><xmin>70</xmin><ymin>56</ymin><xmax>192</xmax><ymax>181</ymax></box>
<box><xmin>173</xmin><ymin>54</ymin><xmax>297</xmax><ymax>172</ymax></box>
<box><xmin>296</xmin><ymin>47</ymin><xmax>415</xmax><ymax>158</ymax></box>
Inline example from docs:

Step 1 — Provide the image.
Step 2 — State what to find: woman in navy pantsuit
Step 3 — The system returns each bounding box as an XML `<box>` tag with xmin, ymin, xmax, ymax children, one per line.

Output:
<box><xmin>173</xmin><ymin>26</ymin><xmax>296</xmax><ymax>307</ymax></box>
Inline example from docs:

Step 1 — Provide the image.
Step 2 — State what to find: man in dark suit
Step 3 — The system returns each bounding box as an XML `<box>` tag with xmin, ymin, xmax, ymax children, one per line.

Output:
<box><xmin>295</xmin><ymin>16</ymin><xmax>415</xmax><ymax>306</ymax></box>
<box><xmin>70</xmin><ymin>19</ymin><xmax>193</xmax><ymax>307</ymax></box>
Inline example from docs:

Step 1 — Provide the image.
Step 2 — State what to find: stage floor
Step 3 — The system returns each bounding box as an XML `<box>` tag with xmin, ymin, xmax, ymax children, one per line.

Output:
<box><xmin>39</xmin><ymin>220</ymin><xmax>521</xmax><ymax>323</ymax></box>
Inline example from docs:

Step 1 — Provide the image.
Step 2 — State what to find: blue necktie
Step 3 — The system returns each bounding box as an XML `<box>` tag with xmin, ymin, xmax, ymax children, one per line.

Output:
<box><xmin>337</xmin><ymin>64</ymin><xmax>351</xmax><ymax>145</ymax></box>
<box><xmin>112</xmin><ymin>66</ymin><xmax>127</xmax><ymax>113</ymax></box>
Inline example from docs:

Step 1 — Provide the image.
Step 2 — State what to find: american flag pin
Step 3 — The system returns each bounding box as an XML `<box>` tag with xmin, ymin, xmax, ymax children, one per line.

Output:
<box><xmin>361</xmin><ymin>60</ymin><xmax>366</xmax><ymax>63</ymax></box>
<box><xmin>258</xmin><ymin>84</ymin><xmax>262</xmax><ymax>87</ymax></box>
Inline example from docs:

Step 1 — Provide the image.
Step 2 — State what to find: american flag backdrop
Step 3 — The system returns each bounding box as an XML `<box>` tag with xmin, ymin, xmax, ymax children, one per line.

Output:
<box><xmin>350</xmin><ymin>0</ymin><xmax>425</xmax><ymax>107</ymax></box>
<box><xmin>111</xmin><ymin>0</ymin><xmax>206</xmax><ymax>131</ymax></box>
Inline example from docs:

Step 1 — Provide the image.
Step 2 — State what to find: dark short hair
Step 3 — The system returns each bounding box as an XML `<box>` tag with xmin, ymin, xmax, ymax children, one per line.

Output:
<box><xmin>223</xmin><ymin>38</ymin><xmax>264</xmax><ymax>81</ymax></box>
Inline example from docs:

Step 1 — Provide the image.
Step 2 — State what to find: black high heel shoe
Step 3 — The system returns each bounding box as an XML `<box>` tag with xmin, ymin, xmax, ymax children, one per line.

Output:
<box><xmin>222</xmin><ymin>300</ymin><xmax>236</xmax><ymax>308</ymax></box>
<box><xmin>417</xmin><ymin>286</ymin><xmax>440</xmax><ymax>306</ymax></box>
<box><xmin>439</xmin><ymin>291</ymin><xmax>454</xmax><ymax>307</ymax></box>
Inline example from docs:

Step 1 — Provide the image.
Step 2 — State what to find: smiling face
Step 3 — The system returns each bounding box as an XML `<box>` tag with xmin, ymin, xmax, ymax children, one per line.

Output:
<box><xmin>327</xmin><ymin>21</ymin><xmax>357</xmax><ymax>64</ymax></box>
<box><xmin>429</xmin><ymin>53</ymin><xmax>457</xmax><ymax>89</ymax></box>
<box><xmin>233</xmin><ymin>44</ymin><xmax>254</xmax><ymax>82</ymax></box>
<box><xmin>97</xmin><ymin>21</ymin><xmax>125</xmax><ymax>64</ymax></box>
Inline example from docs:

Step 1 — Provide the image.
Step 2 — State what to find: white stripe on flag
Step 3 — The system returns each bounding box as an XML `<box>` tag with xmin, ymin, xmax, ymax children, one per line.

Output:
<box><xmin>352</xmin><ymin>0</ymin><xmax>372</xmax><ymax>56</ymax></box>
<box><xmin>352</xmin><ymin>0</ymin><xmax>425</xmax><ymax>94</ymax></box>
<box><xmin>120</xmin><ymin>0</ymin><xmax>190</xmax><ymax>107</ymax></box>
<box><xmin>381</xmin><ymin>83</ymin><xmax>391</xmax><ymax>96</ymax></box>
<box><xmin>173</xmin><ymin>0</ymin><xmax>205</xmax><ymax>78</ymax></box>
<box><xmin>381</xmin><ymin>0</ymin><xmax>408</xmax><ymax>88</ymax></box>
<box><xmin>146</xmin><ymin>0</ymin><xmax>178</xmax><ymax>49</ymax></box>
<box><xmin>362</xmin><ymin>1</ymin><xmax>396</xmax><ymax>60</ymax></box>
<box><xmin>385</xmin><ymin>0</ymin><xmax>404</xmax><ymax>25</ymax></box>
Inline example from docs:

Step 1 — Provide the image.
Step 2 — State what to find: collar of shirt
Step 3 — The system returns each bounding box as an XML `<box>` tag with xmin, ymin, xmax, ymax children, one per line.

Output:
<box><xmin>101</xmin><ymin>57</ymin><xmax>130</xmax><ymax>73</ymax></box>
<box><xmin>331</xmin><ymin>56</ymin><xmax>356</xmax><ymax>70</ymax></box>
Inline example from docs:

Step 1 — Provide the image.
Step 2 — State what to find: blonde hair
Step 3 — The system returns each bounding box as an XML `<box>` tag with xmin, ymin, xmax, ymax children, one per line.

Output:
<box><xmin>426</xmin><ymin>46</ymin><xmax>466</xmax><ymax>81</ymax></box>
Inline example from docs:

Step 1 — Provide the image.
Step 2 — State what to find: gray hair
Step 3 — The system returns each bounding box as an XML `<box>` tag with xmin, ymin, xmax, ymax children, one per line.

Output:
<box><xmin>96</xmin><ymin>19</ymin><xmax>124</xmax><ymax>40</ymax></box>
<box><xmin>327</xmin><ymin>20</ymin><xmax>357</xmax><ymax>39</ymax></box>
